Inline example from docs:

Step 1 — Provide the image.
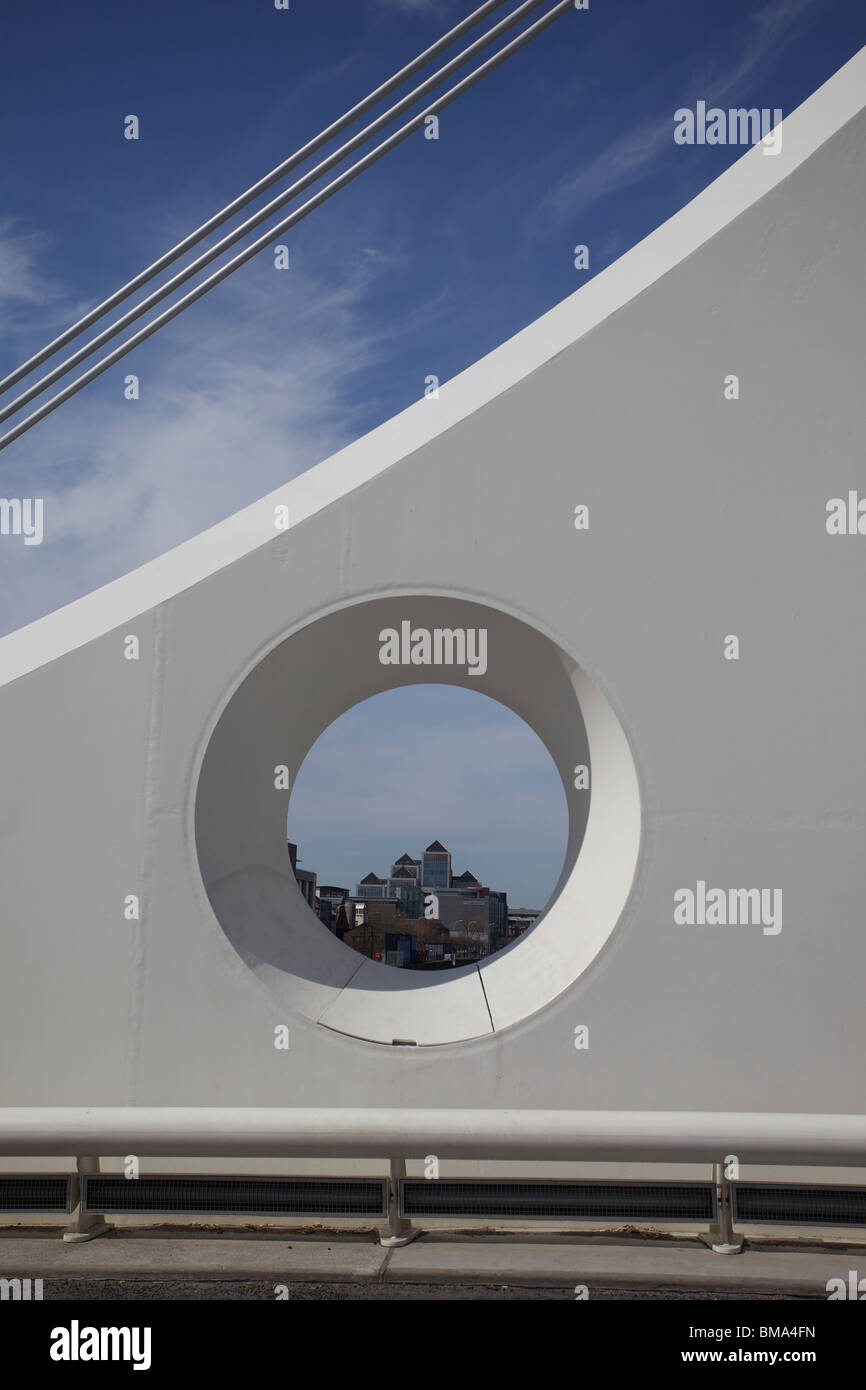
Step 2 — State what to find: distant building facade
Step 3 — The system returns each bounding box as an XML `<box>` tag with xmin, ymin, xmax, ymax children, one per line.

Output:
<box><xmin>287</xmin><ymin>841</ymin><xmax>316</xmax><ymax>911</ymax></box>
<box><xmin>507</xmin><ymin>908</ymin><xmax>541</xmax><ymax>939</ymax></box>
<box><xmin>353</xmin><ymin>841</ymin><xmax>509</xmax><ymax>964</ymax></box>
<box><xmin>289</xmin><ymin>839</ymin><xmax>514</xmax><ymax>967</ymax></box>
<box><xmin>317</xmin><ymin>884</ymin><xmax>351</xmax><ymax>934</ymax></box>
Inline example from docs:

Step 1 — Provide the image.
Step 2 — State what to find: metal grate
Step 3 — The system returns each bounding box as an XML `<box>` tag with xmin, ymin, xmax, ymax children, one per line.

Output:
<box><xmin>82</xmin><ymin>1175</ymin><xmax>387</xmax><ymax>1217</ymax></box>
<box><xmin>733</xmin><ymin>1184</ymin><xmax>866</xmax><ymax>1227</ymax></box>
<box><xmin>0</xmin><ymin>1175</ymin><xmax>73</xmax><ymax>1212</ymax></box>
<box><xmin>400</xmin><ymin>1180</ymin><xmax>715</xmax><ymax>1223</ymax></box>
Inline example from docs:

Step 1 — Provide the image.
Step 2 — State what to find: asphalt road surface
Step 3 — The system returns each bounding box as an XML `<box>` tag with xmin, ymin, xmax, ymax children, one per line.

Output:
<box><xmin>41</xmin><ymin>1278</ymin><xmax>815</xmax><ymax>1300</ymax></box>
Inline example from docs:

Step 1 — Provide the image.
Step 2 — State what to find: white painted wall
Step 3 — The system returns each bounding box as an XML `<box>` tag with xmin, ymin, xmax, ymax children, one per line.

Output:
<box><xmin>0</xmin><ymin>51</ymin><xmax>864</xmax><ymax>1137</ymax></box>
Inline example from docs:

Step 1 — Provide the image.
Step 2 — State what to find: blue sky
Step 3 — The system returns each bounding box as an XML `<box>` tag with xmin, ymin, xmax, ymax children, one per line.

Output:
<box><xmin>287</xmin><ymin>685</ymin><xmax>568</xmax><ymax>907</ymax></box>
<box><xmin>1</xmin><ymin>0</ymin><xmax>864</xmax><ymax>902</ymax></box>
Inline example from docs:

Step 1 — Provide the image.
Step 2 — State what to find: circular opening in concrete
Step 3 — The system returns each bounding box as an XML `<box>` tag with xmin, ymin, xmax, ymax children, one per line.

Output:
<box><xmin>286</xmin><ymin>684</ymin><xmax>569</xmax><ymax>970</ymax></box>
<box><xmin>194</xmin><ymin>594</ymin><xmax>641</xmax><ymax>1045</ymax></box>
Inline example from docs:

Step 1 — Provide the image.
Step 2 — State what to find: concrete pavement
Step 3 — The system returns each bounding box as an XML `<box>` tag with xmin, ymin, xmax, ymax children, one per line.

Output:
<box><xmin>0</xmin><ymin>1229</ymin><xmax>859</xmax><ymax>1297</ymax></box>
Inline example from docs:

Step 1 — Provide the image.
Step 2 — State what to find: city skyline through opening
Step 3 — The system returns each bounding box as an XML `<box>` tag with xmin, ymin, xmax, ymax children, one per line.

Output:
<box><xmin>287</xmin><ymin>684</ymin><xmax>568</xmax><ymax>971</ymax></box>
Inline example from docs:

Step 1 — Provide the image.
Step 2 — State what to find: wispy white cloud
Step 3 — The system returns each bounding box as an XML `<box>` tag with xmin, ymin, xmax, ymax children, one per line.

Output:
<box><xmin>0</xmin><ymin>219</ymin><xmax>68</xmax><ymax>340</ymax></box>
<box><xmin>542</xmin><ymin>116</ymin><xmax>672</xmax><ymax>223</ymax></box>
<box><xmin>0</xmin><ymin>219</ymin><xmax>392</xmax><ymax>636</ymax></box>
<box><xmin>691</xmin><ymin>0</ymin><xmax>823</xmax><ymax>103</ymax></box>
<box><xmin>542</xmin><ymin>0</ymin><xmax>823</xmax><ymax>224</ymax></box>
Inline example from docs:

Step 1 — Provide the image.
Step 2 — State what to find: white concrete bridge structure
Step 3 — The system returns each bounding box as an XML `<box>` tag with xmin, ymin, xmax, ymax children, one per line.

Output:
<box><xmin>0</xmin><ymin>48</ymin><xmax>865</xmax><ymax>1210</ymax></box>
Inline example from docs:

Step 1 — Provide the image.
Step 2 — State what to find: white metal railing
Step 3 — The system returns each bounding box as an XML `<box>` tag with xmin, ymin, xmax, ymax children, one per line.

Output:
<box><xmin>1</xmin><ymin>1108</ymin><xmax>865</xmax><ymax>1163</ymax></box>
<box><xmin>2</xmin><ymin>1109</ymin><xmax>865</xmax><ymax>1250</ymax></box>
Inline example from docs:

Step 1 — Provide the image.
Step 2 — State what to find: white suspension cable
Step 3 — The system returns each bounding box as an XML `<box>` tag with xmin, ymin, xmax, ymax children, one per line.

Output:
<box><xmin>0</xmin><ymin>0</ymin><xmax>551</xmax><ymax>431</ymax></box>
<box><xmin>0</xmin><ymin>0</ymin><xmax>512</xmax><ymax>398</ymax></box>
<box><xmin>0</xmin><ymin>0</ymin><xmax>573</xmax><ymax>454</ymax></box>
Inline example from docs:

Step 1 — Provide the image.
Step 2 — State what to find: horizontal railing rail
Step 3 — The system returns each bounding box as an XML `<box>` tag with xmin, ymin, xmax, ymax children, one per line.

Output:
<box><xmin>1</xmin><ymin>1109</ymin><xmax>865</xmax><ymax>1164</ymax></box>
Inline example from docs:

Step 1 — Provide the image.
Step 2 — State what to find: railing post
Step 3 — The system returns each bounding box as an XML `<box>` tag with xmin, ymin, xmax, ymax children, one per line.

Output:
<box><xmin>62</xmin><ymin>1156</ymin><xmax>111</xmax><ymax>1243</ymax></box>
<box><xmin>700</xmin><ymin>1161</ymin><xmax>743</xmax><ymax>1254</ymax></box>
<box><xmin>379</xmin><ymin>1157</ymin><xmax>415</xmax><ymax>1247</ymax></box>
